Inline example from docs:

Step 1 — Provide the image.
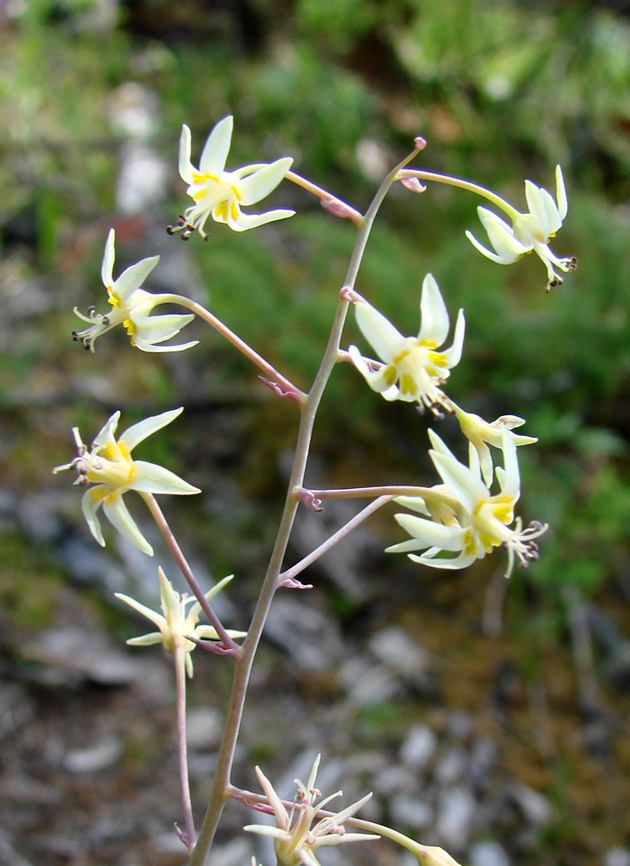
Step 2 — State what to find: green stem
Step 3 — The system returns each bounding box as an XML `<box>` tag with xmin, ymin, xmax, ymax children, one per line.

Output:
<box><xmin>188</xmin><ymin>145</ymin><xmax>421</xmax><ymax>866</ymax></box>
<box><xmin>397</xmin><ymin>168</ymin><xmax>520</xmax><ymax>220</ymax></box>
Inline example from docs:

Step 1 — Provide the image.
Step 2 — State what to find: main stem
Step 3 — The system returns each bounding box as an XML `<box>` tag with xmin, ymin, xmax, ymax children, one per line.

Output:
<box><xmin>189</xmin><ymin>147</ymin><xmax>421</xmax><ymax>866</ymax></box>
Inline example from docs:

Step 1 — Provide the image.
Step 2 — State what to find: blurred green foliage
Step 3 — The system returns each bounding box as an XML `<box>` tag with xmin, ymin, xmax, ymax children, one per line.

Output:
<box><xmin>0</xmin><ymin>0</ymin><xmax>629</xmax><ymax>621</ymax></box>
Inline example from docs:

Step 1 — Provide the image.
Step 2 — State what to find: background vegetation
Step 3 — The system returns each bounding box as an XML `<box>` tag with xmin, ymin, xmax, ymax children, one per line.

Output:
<box><xmin>1</xmin><ymin>1</ymin><xmax>629</xmax><ymax>864</ymax></box>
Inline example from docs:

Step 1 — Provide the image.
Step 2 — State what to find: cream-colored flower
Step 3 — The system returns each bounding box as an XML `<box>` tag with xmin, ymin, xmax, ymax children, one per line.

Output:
<box><xmin>388</xmin><ymin>428</ymin><xmax>547</xmax><ymax>577</ymax></box>
<box><xmin>175</xmin><ymin>116</ymin><xmax>294</xmax><ymax>237</ymax></box>
<box><xmin>115</xmin><ymin>568</ymin><xmax>246</xmax><ymax>677</ymax></box>
<box><xmin>244</xmin><ymin>755</ymin><xmax>379</xmax><ymax>866</ymax></box>
<box><xmin>53</xmin><ymin>408</ymin><xmax>200</xmax><ymax>556</ymax></box>
<box><xmin>465</xmin><ymin>165</ymin><xmax>576</xmax><ymax>291</ymax></box>
<box><xmin>452</xmin><ymin>403</ymin><xmax>537</xmax><ymax>486</ymax></box>
<box><xmin>72</xmin><ymin>229</ymin><xmax>197</xmax><ymax>353</ymax></box>
<box><xmin>348</xmin><ymin>273</ymin><xmax>465</xmax><ymax>413</ymax></box>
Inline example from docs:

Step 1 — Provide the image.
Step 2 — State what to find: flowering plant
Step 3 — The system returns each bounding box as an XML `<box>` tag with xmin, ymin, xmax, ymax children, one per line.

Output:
<box><xmin>53</xmin><ymin>111</ymin><xmax>576</xmax><ymax>866</ymax></box>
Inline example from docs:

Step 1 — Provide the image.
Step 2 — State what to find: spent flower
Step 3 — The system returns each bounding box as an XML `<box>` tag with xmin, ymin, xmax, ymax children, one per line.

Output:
<box><xmin>116</xmin><ymin>568</ymin><xmax>246</xmax><ymax>677</ymax></box>
<box><xmin>172</xmin><ymin>115</ymin><xmax>294</xmax><ymax>238</ymax></box>
<box><xmin>388</xmin><ymin>428</ymin><xmax>547</xmax><ymax>577</ymax></box>
<box><xmin>244</xmin><ymin>754</ymin><xmax>379</xmax><ymax>866</ymax></box>
<box><xmin>465</xmin><ymin>165</ymin><xmax>576</xmax><ymax>291</ymax></box>
<box><xmin>348</xmin><ymin>273</ymin><xmax>465</xmax><ymax>413</ymax></box>
<box><xmin>53</xmin><ymin>407</ymin><xmax>200</xmax><ymax>556</ymax></box>
<box><xmin>72</xmin><ymin>229</ymin><xmax>198</xmax><ymax>353</ymax></box>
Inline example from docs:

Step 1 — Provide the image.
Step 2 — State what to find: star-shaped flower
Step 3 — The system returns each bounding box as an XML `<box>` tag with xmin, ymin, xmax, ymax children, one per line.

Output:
<box><xmin>388</xmin><ymin>428</ymin><xmax>547</xmax><ymax>577</ymax></box>
<box><xmin>116</xmin><ymin>568</ymin><xmax>246</xmax><ymax>677</ymax></box>
<box><xmin>53</xmin><ymin>408</ymin><xmax>200</xmax><ymax>556</ymax></box>
<box><xmin>72</xmin><ymin>229</ymin><xmax>198</xmax><ymax>353</ymax></box>
<box><xmin>174</xmin><ymin>115</ymin><xmax>294</xmax><ymax>238</ymax></box>
<box><xmin>348</xmin><ymin>273</ymin><xmax>465</xmax><ymax>413</ymax></box>
<box><xmin>244</xmin><ymin>755</ymin><xmax>379</xmax><ymax>866</ymax></box>
<box><xmin>465</xmin><ymin>165</ymin><xmax>576</xmax><ymax>291</ymax></box>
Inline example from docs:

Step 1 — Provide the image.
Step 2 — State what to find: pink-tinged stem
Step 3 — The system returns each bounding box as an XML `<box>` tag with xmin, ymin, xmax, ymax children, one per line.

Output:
<box><xmin>141</xmin><ymin>493</ymin><xmax>241</xmax><ymax>657</ymax></box>
<box><xmin>174</xmin><ymin>644</ymin><xmax>196</xmax><ymax>852</ymax></box>
<box><xmin>285</xmin><ymin>170</ymin><xmax>364</xmax><ymax>225</ymax></box>
<box><xmin>300</xmin><ymin>484</ymin><xmax>435</xmax><ymax>500</ymax></box>
<box><xmin>280</xmin><ymin>495</ymin><xmax>393</xmax><ymax>585</ymax></box>
<box><xmin>161</xmin><ymin>294</ymin><xmax>306</xmax><ymax>406</ymax></box>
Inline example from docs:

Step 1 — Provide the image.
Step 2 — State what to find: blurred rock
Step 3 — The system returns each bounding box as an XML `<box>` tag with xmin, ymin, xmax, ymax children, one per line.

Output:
<box><xmin>264</xmin><ymin>596</ymin><xmax>343</xmax><ymax>672</ymax></box>
<box><xmin>369</xmin><ymin>626</ymin><xmax>435</xmax><ymax>691</ymax></box>
<box><xmin>435</xmin><ymin>746</ymin><xmax>468</xmax><ymax>786</ymax></box>
<box><xmin>186</xmin><ymin>706</ymin><xmax>222</xmax><ymax>750</ymax></box>
<box><xmin>373</xmin><ymin>764</ymin><xmax>416</xmax><ymax>797</ymax></box>
<box><xmin>341</xmin><ymin>656</ymin><xmax>403</xmax><ymax>707</ymax></box>
<box><xmin>605</xmin><ymin>849</ymin><xmax>630</xmax><ymax>866</ymax></box>
<box><xmin>506</xmin><ymin>782</ymin><xmax>552</xmax><ymax>826</ymax></box>
<box><xmin>64</xmin><ymin>734</ymin><xmax>123</xmax><ymax>773</ymax></box>
<box><xmin>469</xmin><ymin>840</ymin><xmax>511</xmax><ymax>866</ymax></box>
<box><xmin>399</xmin><ymin>724</ymin><xmax>438</xmax><ymax>771</ymax></box>
<box><xmin>436</xmin><ymin>787</ymin><xmax>477</xmax><ymax>850</ymax></box>
<box><xmin>390</xmin><ymin>793</ymin><xmax>434</xmax><ymax>832</ymax></box>
<box><xmin>22</xmin><ymin>625</ymin><xmax>169</xmax><ymax>692</ymax></box>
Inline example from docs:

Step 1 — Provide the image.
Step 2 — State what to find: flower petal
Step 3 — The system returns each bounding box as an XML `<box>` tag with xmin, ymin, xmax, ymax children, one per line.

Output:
<box><xmin>133</xmin><ymin>336</ymin><xmax>199</xmax><ymax>353</ymax></box>
<box><xmin>81</xmin><ymin>486</ymin><xmax>106</xmax><ymax>546</ymax></box>
<box><xmin>101</xmin><ymin>228</ymin><xmax>116</xmax><ymax>288</ymax></box>
<box><xmin>555</xmin><ymin>164</ymin><xmax>568</xmax><ymax>220</ymax></box>
<box><xmin>178</xmin><ymin>124</ymin><xmax>195</xmax><ymax>184</ymax></box>
<box><xmin>102</xmin><ymin>493</ymin><xmax>154</xmax><ymax>555</ymax></box>
<box><xmin>131</xmin><ymin>461</ymin><xmax>201</xmax><ymax>495</ymax></box>
<box><xmin>478</xmin><ymin>208</ymin><xmax>530</xmax><ymax>261</ymax></box>
<box><xmin>408</xmin><ymin>550</ymin><xmax>477</xmax><ymax>569</ymax></box>
<box><xmin>199</xmin><ymin>115</ymin><xmax>234</xmax><ymax>175</ymax></box>
<box><xmin>418</xmin><ymin>273</ymin><xmax>450</xmax><ymax>346</ymax></box>
<box><xmin>92</xmin><ymin>411</ymin><xmax>121</xmax><ymax>450</ymax></box>
<box><xmin>115</xmin><ymin>591</ymin><xmax>166</xmax><ymax>629</ymax></box>
<box><xmin>355</xmin><ymin>302</ymin><xmax>405</xmax><ymax>364</ymax></box>
<box><xmin>390</xmin><ymin>513</ymin><xmax>467</xmax><ymax>551</ymax></box>
<box><xmin>119</xmin><ymin>407</ymin><xmax>183</xmax><ymax>452</ymax></box>
<box><xmin>236</xmin><ymin>157</ymin><xmax>293</xmax><ymax>206</ymax></box>
<box><xmin>442</xmin><ymin>307</ymin><xmax>466</xmax><ymax>368</ymax></box>
<box><xmin>113</xmin><ymin>254</ymin><xmax>160</xmax><ymax>302</ymax></box>
<box><xmin>226</xmin><ymin>207</ymin><xmax>295</xmax><ymax>232</ymax></box>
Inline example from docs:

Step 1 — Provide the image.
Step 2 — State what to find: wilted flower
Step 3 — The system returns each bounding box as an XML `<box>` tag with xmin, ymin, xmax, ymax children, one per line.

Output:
<box><xmin>244</xmin><ymin>754</ymin><xmax>379</xmax><ymax>866</ymax></box>
<box><xmin>465</xmin><ymin>165</ymin><xmax>576</xmax><ymax>291</ymax></box>
<box><xmin>53</xmin><ymin>408</ymin><xmax>200</xmax><ymax>556</ymax></box>
<box><xmin>348</xmin><ymin>273</ymin><xmax>465</xmax><ymax>413</ymax></box>
<box><xmin>173</xmin><ymin>115</ymin><xmax>294</xmax><ymax>238</ymax></box>
<box><xmin>72</xmin><ymin>229</ymin><xmax>198</xmax><ymax>353</ymax></box>
<box><xmin>453</xmin><ymin>403</ymin><xmax>537</xmax><ymax>486</ymax></box>
<box><xmin>388</xmin><ymin>428</ymin><xmax>547</xmax><ymax>577</ymax></box>
<box><xmin>116</xmin><ymin>568</ymin><xmax>246</xmax><ymax>677</ymax></box>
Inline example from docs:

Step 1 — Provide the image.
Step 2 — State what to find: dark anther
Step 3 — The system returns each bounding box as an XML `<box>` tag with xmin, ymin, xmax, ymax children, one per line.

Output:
<box><xmin>87</xmin><ymin>305</ymin><xmax>95</xmax><ymax>316</ymax></box>
<box><xmin>569</xmin><ymin>257</ymin><xmax>578</xmax><ymax>272</ymax></box>
<box><xmin>102</xmin><ymin>316</ymin><xmax>110</xmax><ymax>326</ymax></box>
<box><xmin>166</xmin><ymin>225</ymin><xmax>176</xmax><ymax>235</ymax></box>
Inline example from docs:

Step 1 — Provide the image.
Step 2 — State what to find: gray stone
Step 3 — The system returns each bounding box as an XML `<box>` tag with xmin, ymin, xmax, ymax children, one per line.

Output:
<box><xmin>400</xmin><ymin>724</ymin><xmax>438</xmax><ymax>771</ymax></box>
<box><xmin>436</xmin><ymin>787</ymin><xmax>477</xmax><ymax>850</ymax></box>
<box><xmin>469</xmin><ymin>840</ymin><xmax>511</xmax><ymax>866</ymax></box>
<box><xmin>186</xmin><ymin>707</ymin><xmax>222</xmax><ymax>750</ymax></box>
<box><xmin>605</xmin><ymin>849</ymin><xmax>630</xmax><ymax>866</ymax></box>
<box><xmin>64</xmin><ymin>734</ymin><xmax>122</xmax><ymax>773</ymax></box>
<box><xmin>435</xmin><ymin>746</ymin><xmax>468</xmax><ymax>786</ymax></box>
<box><xmin>390</xmin><ymin>793</ymin><xmax>434</xmax><ymax>831</ymax></box>
<box><xmin>507</xmin><ymin>782</ymin><xmax>552</xmax><ymax>826</ymax></box>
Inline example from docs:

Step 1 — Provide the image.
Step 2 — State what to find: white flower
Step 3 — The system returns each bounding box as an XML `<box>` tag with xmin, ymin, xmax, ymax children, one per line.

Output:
<box><xmin>348</xmin><ymin>273</ymin><xmax>465</xmax><ymax>413</ymax></box>
<box><xmin>53</xmin><ymin>408</ymin><xmax>200</xmax><ymax>556</ymax></box>
<box><xmin>465</xmin><ymin>165</ymin><xmax>576</xmax><ymax>291</ymax></box>
<box><xmin>452</xmin><ymin>403</ymin><xmax>537</xmax><ymax>486</ymax></box>
<box><xmin>244</xmin><ymin>755</ymin><xmax>379</xmax><ymax>866</ymax></box>
<box><xmin>115</xmin><ymin>568</ymin><xmax>246</xmax><ymax>677</ymax></box>
<box><xmin>72</xmin><ymin>229</ymin><xmax>198</xmax><ymax>353</ymax></box>
<box><xmin>174</xmin><ymin>116</ymin><xmax>294</xmax><ymax>237</ymax></box>
<box><xmin>388</xmin><ymin>428</ymin><xmax>547</xmax><ymax>577</ymax></box>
